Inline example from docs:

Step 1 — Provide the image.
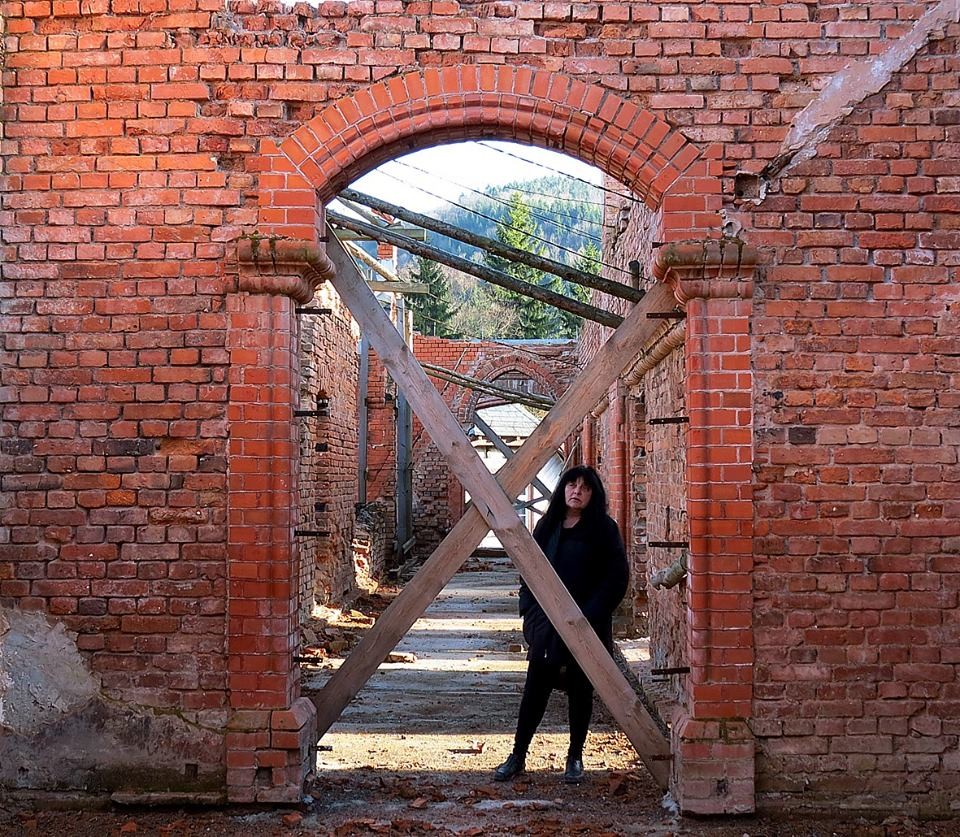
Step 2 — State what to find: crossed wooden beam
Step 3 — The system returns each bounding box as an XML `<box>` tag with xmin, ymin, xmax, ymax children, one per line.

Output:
<box><xmin>315</xmin><ymin>230</ymin><xmax>673</xmax><ymax>787</ymax></box>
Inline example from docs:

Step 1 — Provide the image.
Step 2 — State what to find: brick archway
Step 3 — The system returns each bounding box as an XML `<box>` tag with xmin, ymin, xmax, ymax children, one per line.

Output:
<box><xmin>231</xmin><ymin>67</ymin><xmax>756</xmax><ymax>813</ymax></box>
<box><xmin>453</xmin><ymin>349</ymin><xmax>572</xmax><ymax>526</ymax></box>
<box><xmin>283</xmin><ymin>66</ymin><xmax>699</xmax><ymax>210</ymax></box>
<box><xmin>456</xmin><ymin>354</ymin><xmax>567</xmax><ymax>427</ymax></box>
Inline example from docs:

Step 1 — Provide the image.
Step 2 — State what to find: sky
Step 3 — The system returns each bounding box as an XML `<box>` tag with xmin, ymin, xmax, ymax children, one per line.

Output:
<box><xmin>347</xmin><ymin>140</ymin><xmax>603</xmax><ymax>214</ymax></box>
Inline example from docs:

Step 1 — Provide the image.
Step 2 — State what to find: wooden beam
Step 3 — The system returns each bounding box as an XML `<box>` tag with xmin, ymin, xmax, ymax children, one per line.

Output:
<box><xmin>327</xmin><ymin>209</ymin><xmax>624</xmax><ymax>329</ymax></box>
<box><xmin>315</xmin><ymin>226</ymin><xmax>674</xmax><ymax>786</ymax></box>
<box><xmin>422</xmin><ymin>362</ymin><xmax>556</xmax><ymax>412</ymax></box>
<box><xmin>333</xmin><ymin>225</ymin><xmax>426</xmax><ymax>242</ymax></box>
<box><xmin>344</xmin><ymin>240</ymin><xmax>401</xmax><ymax>283</ymax></box>
<box><xmin>367</xmin><ymin>281</ymin><xmax>429</xmax><ymax>295</ymax></box>
<box><xmin>335</xmin><ymin>196</ymin><xmax>389</xmax><ymax>228</ymax></box>
<box><xmin>472</xmin><ymin>413</ymin><xmax>553</xmax><ymax>503</ymax></box>
<box><xmin>339</xmin><ymin>187</ymin><xmax>645</xmax><ymax>304</ymax></box>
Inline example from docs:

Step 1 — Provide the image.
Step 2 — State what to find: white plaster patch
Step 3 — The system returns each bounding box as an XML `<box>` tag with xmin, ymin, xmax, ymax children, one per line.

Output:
<box><xmin>0</xmin><ymin>606</ymin><xmax>100</xmax><ymax>735</ymax></box>
<box><xmin>771</xmin><ymin>0</ymin><xmax>960</xmax><ymax>178</ymax></box>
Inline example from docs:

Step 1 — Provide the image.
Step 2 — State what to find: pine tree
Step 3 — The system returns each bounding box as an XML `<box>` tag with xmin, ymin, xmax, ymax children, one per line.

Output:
<box><xmin>409</xmin><ymin>257</ymin><xmax>458</xmax><ymax>337</ymax></box>
<box><xmin>485</xmin><ymin>192</ymin><xmax>556</xmax><ymax>339</ymax></box>
<box><xmin>547</xmin><ymin>242</ymin><xmax>600</xmax><ymax>339</ymax></box>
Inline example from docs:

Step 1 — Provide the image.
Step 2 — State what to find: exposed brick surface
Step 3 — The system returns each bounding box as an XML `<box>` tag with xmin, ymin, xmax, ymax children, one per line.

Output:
<box><xmin>366</xmin><ymin>336</ymin><xmax>577</xmax><ymax>562</ymax></box>
<box><xmin>297</xmin><ymin>282</ymin><xmax>359</xmax><ymax>615</ymax></box>
<box><xmin>642</xmin><ymin>346</ymin><xmax>688</xmax><ymax>690</ymax></box>
<box><xmin>1</xmin><ymin>0</ymin><xmax>957</xmax><ymax>814</ymax></box>
<box><xmin>748</xmin><ymin>39</ymin><xmax>960</xmax><ymax>813</ymax></box>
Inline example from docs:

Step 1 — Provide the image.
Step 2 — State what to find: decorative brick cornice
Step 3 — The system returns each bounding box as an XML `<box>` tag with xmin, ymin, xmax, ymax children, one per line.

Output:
<box><xmin>237</xmin><ymin>237</ymin><xmax>336</xmax><ymax>304</ymax></box>
<box><xmin>653</xmin><ymin>240</ymin><xmax>757</xmax><ymax>305</ymax></box>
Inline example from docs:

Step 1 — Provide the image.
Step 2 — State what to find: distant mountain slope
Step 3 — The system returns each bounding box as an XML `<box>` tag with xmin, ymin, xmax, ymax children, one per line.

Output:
<box><xmin>398</xmin><ymin>175</ymin><xmax>604</xmax><ymax>268</ymax></box>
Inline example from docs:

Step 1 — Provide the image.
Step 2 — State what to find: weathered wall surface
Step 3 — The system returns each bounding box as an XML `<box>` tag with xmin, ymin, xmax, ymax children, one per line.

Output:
<box><xmin>641</xmin><ymin>346</ymin><xmax>688</xmax><ymax>700</ymax></box>
<box><xmin>297</xmin><ymin>282</ymin><xmax>360</xmax><ymax>615</ymax></box>
<box><xmin>0</xmin><ymin>606</ymin><xmax>224</xmax><ymax>795</ymax></box>
<box><xmin>0</xmin><ymin>0</ymin><xmax>957</xmax><ymax>813</ymax></box>
<box><xmin>747</xmin><ymin>37</ymin><xmax>960</xmax><ymax>813</ymax></box>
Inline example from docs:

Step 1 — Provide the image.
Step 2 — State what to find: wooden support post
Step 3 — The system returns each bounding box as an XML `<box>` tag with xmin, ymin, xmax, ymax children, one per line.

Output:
<box><xmin>319</xmin><ymin>227</ymin><xmax>673</xmax><ymax>786</ymax></box>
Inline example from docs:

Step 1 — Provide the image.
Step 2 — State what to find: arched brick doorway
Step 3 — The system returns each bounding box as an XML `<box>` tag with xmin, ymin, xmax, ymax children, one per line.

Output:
<box><xmin>229</xmin><ymin>67</ymin><xmax>756</xmax><ymax>814</ymax></box>
<box><xmin>448</xmin><ymin>346</ymin><xmax>574</xmax><ymax>525</ymax></box>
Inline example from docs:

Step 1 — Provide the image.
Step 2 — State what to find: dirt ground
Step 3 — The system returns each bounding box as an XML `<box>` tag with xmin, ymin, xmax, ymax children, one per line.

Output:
<box><xmin>3</xmin><ymin>559</ymin><xmax>957</xmax><ymax>837</ymax></box>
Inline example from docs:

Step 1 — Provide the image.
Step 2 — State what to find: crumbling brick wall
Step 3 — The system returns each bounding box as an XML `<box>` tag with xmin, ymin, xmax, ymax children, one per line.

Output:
<box><xmin>642</xmin><ymin>347</ymin><xmax>688</xmax><ymax>700</ymax></box>
<box><xmin>747</xmin><ymin>36</ymin><xmax>960</xmax><ymax>811</ymax></box>
<box><xmin>297</xmin><ymin>282</ymin><xmax>359</xmax><ymax>617</ymax></box>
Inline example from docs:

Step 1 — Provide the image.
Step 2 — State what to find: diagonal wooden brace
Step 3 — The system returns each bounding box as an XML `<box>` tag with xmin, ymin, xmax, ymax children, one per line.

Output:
<box><xmin>317</xmin><ymin>230</ymin><xmax>673</xmax><ymax>785</ymax></box>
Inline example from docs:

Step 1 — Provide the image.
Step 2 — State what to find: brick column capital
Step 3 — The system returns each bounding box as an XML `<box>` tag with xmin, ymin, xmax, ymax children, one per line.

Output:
<box><xmin>653</xmin><ymin>240</ymin><xmax>757</xmax><ymax>305</ymax></box>
<box><xmin>237</xmin><ymin>237</ymin><xmax>336</xmax><ymax>305</ymax></box>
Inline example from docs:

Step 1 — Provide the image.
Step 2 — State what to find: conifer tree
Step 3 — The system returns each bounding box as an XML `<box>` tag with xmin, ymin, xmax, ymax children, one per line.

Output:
<box><xmin>409</xmin><ymin>257</ymin><xmax>459</xmax><ymax>337</ymax></box>
<box><xmin>485</xmin><ymin>192</ymin><xmax>555</xmax><ymax>339</ymax></box>
<box><xmin>550</xmin><ymin>242</ymin><xmax>600</xmax><ymax>338</ymax></box>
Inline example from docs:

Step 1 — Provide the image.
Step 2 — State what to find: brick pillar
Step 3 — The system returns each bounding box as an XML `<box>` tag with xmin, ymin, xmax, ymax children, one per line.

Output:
<box><xmin>224</xmin><ymin>142</ymin><xmax>333</xmax><ymax>802</ymax></box>
<box><xmin>656</xmin><ymin>241</ymin><xmax>757</xmax><ymax>815</ymax></box>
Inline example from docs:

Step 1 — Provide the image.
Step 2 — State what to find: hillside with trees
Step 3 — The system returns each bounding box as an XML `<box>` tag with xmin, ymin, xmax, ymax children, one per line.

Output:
<box><xmin>400</xmin><ymin>175</ymin><xmax>605</xmax><ymax>340</ymax></box>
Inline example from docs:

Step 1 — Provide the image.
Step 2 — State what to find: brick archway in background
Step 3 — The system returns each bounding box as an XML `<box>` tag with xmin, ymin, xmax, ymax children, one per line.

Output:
<box><xmin>452</xmin><ymin>351</ymin><xmax>570</xmax><ymax>522</ymax></box>
<box><xmin>231</xmin><ymin>66</ymin><xmax>757</xmax><ymax>814</ymax></box>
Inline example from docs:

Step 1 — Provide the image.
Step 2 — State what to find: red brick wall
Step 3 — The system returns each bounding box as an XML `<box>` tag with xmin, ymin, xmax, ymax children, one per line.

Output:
<box><xmin>749</xmin><ymin>40</ymin><xmax>960</xmax><ymax>811</ymax></box>
<box><xmin>363</xmin><ymin>344</ymin><xmax>399</xmax><ymax>553</ymax></box>
<box><xmin>643</xmin><ymin>346</ymin><xmax>689</xmax><ymax>701</ymax></box>
<box><xmin>1</xmin><ymin>0</ymin><xmax>957</xmax><ymax>814</ymax></box>
<box><xmin>297</xmin><ymin>283</ymin><xmax>359</xmax><ymax>615</ymax></box>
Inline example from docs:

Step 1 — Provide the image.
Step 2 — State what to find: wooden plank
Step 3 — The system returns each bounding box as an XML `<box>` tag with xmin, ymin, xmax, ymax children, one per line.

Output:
<box><xmin>316</xmin><ymin>227</ymin><xmax>674</xmax><ymax>780</ymax></box>
<box><xmin>367</xmin><ymin>280</ymin><xmax>429</xmax><ymax>295</ymax></box>
<box><xmin>333</xmin><ymin>225</ymin><xmax>427</xmax><ymax>242</ymax></box>
<box><xmin>344</xmin><ymin>240</ymin><xmax>401</xmax><ymax>283</ymax></box>
<box><xmin>472</xmin><ymin>413</ymin><xmax>553</xmax><ymax>503</ymax></box>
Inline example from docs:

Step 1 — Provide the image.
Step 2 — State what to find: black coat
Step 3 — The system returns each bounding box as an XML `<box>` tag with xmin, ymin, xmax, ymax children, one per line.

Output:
<box><xmin>518</xmin><ymin>514</ymin><xmax>629</xmax><ymax>665</ymax></box>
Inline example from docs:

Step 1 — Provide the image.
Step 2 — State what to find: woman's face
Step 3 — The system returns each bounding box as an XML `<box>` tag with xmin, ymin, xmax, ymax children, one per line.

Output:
<box><xmin>564</xmin><ymin>476</ymin><xmax>593</xmax><ymax>514</ymax></box>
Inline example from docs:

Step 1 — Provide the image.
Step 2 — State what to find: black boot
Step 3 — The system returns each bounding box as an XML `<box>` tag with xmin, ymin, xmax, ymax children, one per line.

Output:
<box><xmin>564</xmin><ymin>754</ymin><xmax>584</xmax><ymax>784</ymax></box>
<box><xmin>494</xmin><ymin>752</ymin><xmax>525</xmax><ymax>782</ymax></box>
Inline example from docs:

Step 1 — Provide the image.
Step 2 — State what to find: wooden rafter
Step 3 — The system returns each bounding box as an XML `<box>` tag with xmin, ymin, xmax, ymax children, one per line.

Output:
<box><xmin>327</xmin><ymin>209</ymin><xmax>624</xmax><ymax>329</ymax></box>
<box><xmin>339</xmin><ymin>187</ymin><xmax>645</xmax><ymax>304</ymax></box>
<box><xmin>318</xmin><ymin>227</ymin><xmax>674</xmax><ymax>786</ymax></box>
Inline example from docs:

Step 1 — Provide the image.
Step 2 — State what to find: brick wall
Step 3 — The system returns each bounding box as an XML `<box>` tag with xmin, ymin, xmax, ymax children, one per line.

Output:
<box><xmin>363</xmin><ymin>343</ymin><xmax>398</xmax><ymax>554</ymax></box>
<box><xmin>749</xmin><ymin>35</ymin><xmax>960</xmax><ymax>813</ymax></box>
<box><xmin>297</xmin><ymin>282</ymin><xmax>359</xmax><ymax>617</ymax></box>
<box><xmin>1</xmin><ymin>0</ymin><xmax>957</xmax><ymax>814</ymax></box>
<box><xmin>643</xmin><ymin>347</ymin><xmax>689</xmax><ymax>700</ymax></box>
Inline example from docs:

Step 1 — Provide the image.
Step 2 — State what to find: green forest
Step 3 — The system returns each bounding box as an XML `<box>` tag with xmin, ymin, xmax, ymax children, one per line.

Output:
<box><xmin>404</xmin><ymin>176</ymin><xmax>605</xmax><ymax>340</ymax></box>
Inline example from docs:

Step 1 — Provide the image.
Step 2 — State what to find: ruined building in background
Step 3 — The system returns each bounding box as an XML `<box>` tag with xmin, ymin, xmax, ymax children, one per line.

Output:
<box><xmin>1</xmin><ymin>0</ymin><xmax>958</xmax><ymax>816</ymax></box>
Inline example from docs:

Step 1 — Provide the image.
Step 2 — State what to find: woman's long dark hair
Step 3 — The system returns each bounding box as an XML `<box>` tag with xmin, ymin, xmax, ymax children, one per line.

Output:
<box><xmin>535</xmin><ymin>465</ymin><xmax>608</xmax><ymax>536</ymax></box>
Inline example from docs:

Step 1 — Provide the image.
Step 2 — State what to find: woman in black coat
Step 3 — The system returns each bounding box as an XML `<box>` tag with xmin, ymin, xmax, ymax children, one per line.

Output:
<box><xmin>494</xmin><ymin>465</ymin><xmax>629</xmax><ymax>784</ymax></box>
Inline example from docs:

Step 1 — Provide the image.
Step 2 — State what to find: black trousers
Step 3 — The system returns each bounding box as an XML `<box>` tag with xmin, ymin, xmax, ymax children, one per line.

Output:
<box><xmin>513</xmin><ymin>658</ymin><xmax>593</xmax><ymax>759</ymax></box>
